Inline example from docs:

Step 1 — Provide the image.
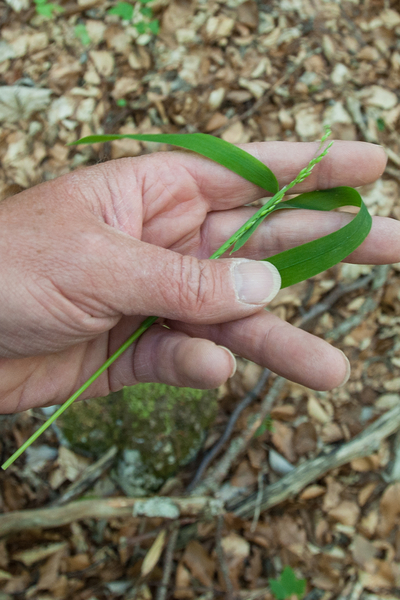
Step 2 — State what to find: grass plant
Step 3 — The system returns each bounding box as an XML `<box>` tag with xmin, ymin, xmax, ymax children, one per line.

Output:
<box><xmin>1</xmin><ymin>129</ymin><xmax>372</xmax><ymax>469</ymax></box>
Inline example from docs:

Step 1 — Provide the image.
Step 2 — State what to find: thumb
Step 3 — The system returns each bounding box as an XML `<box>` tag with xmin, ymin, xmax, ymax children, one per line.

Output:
<box><xmin>72</xmin><ymin>227</ymin><xmax>282</xmax><ymax>325</ymax></box>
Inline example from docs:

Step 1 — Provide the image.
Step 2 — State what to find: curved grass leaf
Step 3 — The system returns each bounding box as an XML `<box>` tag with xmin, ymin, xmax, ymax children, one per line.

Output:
<box><xmin>70</xmin><ymin>133</ymin><xmax>279</xmax><ymax>195</ymax></box>
<box><xmin>265</xmin><ymin>187</ymin><xmax>371</xmax><ymax>288</ymax></box>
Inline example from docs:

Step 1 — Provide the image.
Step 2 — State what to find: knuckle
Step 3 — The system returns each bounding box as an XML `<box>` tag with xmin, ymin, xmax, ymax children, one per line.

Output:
<box><xmin>175</xmin><ymin>255</ymin><xmax>213</xmax><ymax>317</ymax></box>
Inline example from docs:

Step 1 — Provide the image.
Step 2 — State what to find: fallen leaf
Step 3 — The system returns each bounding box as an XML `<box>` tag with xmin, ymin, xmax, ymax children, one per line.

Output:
<box><xmin>141</xmin><ymin>529</ymin><xmax>166</xmax><ymax>578</ymax></box>
<box><xmin>328</xmin><ymin>501</ymin><xmax>360</xmax><ymax>526</ymax></box>
<box><xmin>220</xmin><ymin>532</ymin><xmax>250</xmax><ymax>589</ymax></box>
<box><xmin>13</xmin><ymin>543</ymin><xmax>68</xmax><ymax>567</ymax></box>
<box><xmin>174</xmin><ymin>562</ymin><xmax>194</xmax><ymax>599</ymax></box>
<box><xmin>378</xmin><ymin>483</ymin><xmax>400</xmax><ymax>536</ymax></box>
<box><xmin>182</xmin><ymin>540</ymin><xmax>215</xmax><ymax>588</ymax></box>
<box><xmin>0</xmin><ymin>86</ymin><xmax>51</xmax><ymax>123</ymax></box>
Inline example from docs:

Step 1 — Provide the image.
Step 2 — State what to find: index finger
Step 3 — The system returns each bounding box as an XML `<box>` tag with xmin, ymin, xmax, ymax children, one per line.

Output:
<box><xmin>175</xmin><ymin>140</ymin><xmax>387</xmax><ymax>210</ymax></box>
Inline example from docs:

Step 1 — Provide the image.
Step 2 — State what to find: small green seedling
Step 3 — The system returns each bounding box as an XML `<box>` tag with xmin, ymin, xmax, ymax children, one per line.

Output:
<box><xmin>2</xmin><ymin>129</ymin><xmax>373</xmax><ymax>469</ymax></box>
<box><xmin>108</xmin><ymin>0</ymin><xmax>159</xmax><ymax>37</ymax></box>
<box><xmin>255</xmin><ymin>416</ymin><xmax>274</xmax><ymax>437</ymax></box>
<box><xmin>74</xmin><ymin>24</ymin><xmax>91</xmax><ymax>46</ymax></box>
<box><xmin>33</xmin><ymin>0</ymin><xmax>64</xmax><ymax>18</ymax></box>
<box><xmin>376</xmin><ymin>117</ymin><xmax>385</xmax><ymax>132</ymax></box>
<box><xmin>116</xmin><ymin>98</ymin><xmax>128</xmax><ymax>107</ymax></box>
<box><xmin>269</xmin><ymin>566</ymin><xmax>306</xmax><ymax>600</ymax></box>
<box><xmin>108</xmin><ymin>1</ymin><xmax>134</xmax><ymax>20</ymax></box>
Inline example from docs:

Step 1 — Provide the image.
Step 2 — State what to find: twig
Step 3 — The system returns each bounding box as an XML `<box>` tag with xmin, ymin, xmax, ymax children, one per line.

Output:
<box><xmin>325</xmin><ymin>296</ymin><xmax>377</xmax><ymax>341</ymax></box>
<box><xmin>215</xmin><ymin>515</ymin><xmax>235</xmax><ymax>600</ymax></box>
<box><xmin>294</xmin><ymin>273</ymin><xmax>374</xmax><ymax>329</ymax></box>
<box><xmin>346</xmin><ymin>96</ymin><xmax>400</xmax><ymax>166</ymax></box>
<box><xmin>229</xmin><ymin>403</ymin><xmax>400</xmax><ymax>518</ymax></box>
<box><xmin>186</xmin><ymin>369</ymin><xmax>270</xmax><ymax>492</ymax></box>
<box><xmin>191</xmin><ymin>376</ymin><xmax>287</xmax><ymax>496</ymax></box>
<box><xmin>326</xmin><ymin>265</ymin><xmax>390</xmax><ymax>341</ymax></box>
<box><xmin>0</xmin><ymin>496</ymin><xmax>223</xmax><ymax>537</ymax></box>
<box><xmin>385</xmin><ymin>165</ymin><xmax>400</xmax><ymax>183</ymax></box>
<box><xmin>156</xmin><ymin>524</ymin><xmax>179</xmax><ymax>600</ymax></box>
<box><xmin>51</xmin><ymin>446</ymin><xmax>118</xmax><ymax>506</ymax></box>
<box><xmin>250</xmin><ymin>470</ymin><xmax>265</xmax><ymax>533</ymax></box>
<box><xmin>389</xmin><ymin>429</ymin><xmax>400</xmax><ymax>482</ymax></box>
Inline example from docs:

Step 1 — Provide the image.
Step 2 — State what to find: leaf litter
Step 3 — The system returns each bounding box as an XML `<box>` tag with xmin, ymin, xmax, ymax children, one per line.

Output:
<box><xmin>1</xmin><ymin>0</ymin><xmax>400</xmax><ymax>599</ymax></box>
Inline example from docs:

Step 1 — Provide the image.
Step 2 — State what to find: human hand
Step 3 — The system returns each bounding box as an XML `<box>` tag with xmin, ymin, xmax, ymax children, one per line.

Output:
<box><xmin>0</xmin><ymin>141</ymin><xmax>394</xmax><ymax>413</ymax></box>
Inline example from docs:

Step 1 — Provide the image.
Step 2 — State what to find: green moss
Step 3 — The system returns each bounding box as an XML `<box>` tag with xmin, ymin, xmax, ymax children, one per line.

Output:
<box><xmin>60</xmin><ymin>383</ymin><xmax>218</xmax><ymax>481</ymax></box>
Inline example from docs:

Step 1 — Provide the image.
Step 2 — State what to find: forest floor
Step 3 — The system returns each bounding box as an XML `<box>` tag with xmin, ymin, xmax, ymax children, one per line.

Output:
<box><xmin>1</xmin><ymin>0</ymin><xmax>400</xmax><ymax>599</ymax></box>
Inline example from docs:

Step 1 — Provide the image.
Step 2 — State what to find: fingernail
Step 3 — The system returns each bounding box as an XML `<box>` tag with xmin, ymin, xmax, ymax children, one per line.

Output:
<box><xmin>338</xmin><ymin>350</ymin><xmax>351</xmax><ymax>387</ymax></box>
<box><xmin>218</xmin><ymin>346</ymin><xmax>237</xmax><ymax>378</ymax></box>
<box><xmin>233</xmin><ymin>259</ymin><xmax>281</xmax><ymax>305</ymax></box>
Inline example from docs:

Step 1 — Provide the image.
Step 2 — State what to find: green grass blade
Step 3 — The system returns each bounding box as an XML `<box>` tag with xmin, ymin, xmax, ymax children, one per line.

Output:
<box><xmin>266</xmin><ymin>187</ymin><xmax>371</xmax><ymax>288</ymax></box>
<box><xmin>70</xmin><ymin>133</ymin><xmax>279</xmax><ymax>195</ymax></box>
<box><xmin>1</xmin><ymin>316</ymin><xmax>158</xmax><ymax>470</ymax></box>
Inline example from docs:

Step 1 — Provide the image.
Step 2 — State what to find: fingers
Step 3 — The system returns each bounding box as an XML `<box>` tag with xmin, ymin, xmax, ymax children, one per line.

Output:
<box><xmin>128</xmin><ymin>140</ymin><xmax>387</xmax><ymax>212</ymax></box>
<box><xmin>108</xmin><ymin>323</ymin><xmax>236</xmax><ymax>390</ymax></box>
<box><xmin>168</xmin><ymin>311</ymin><xmax>350</xmax><ymax>391</ymax></box>
<box><xmin>62</xmin><ymin>223</ymin><xmax>281</xmax><ymax>325</ymax></box>
<box><xmin>199</xmin><ymin>209</ymin><xmax>400</xmax><ymax>264</ymax></box>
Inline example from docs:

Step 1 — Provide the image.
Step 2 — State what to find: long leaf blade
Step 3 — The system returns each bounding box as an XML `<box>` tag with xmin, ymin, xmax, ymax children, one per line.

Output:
<box><xmin>70</xmin><ymin>133</ymin><xmax>279</xmax><ymax>195</ymax></box>
<box><xmin>265</xmin><ymin>187</ymin><xmax>371</xmax><ymax>288</ymax></box>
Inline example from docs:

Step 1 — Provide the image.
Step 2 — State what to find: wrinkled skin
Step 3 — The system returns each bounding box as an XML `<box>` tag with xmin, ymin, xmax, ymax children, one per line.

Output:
<box><xmin>0</xmin><ymin>140</ymin><xmax>396</xmax><ymax>413</ymax></box>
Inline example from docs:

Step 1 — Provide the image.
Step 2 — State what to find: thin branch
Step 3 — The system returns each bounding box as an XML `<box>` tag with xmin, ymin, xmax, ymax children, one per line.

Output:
<box><xmin>326</xmin><ymin>265</ymin><xmax>390</xmax><ymax>341</ymax></box>
<box><xmin>385</xmin><ymin>165</ymin><xmax>400</xmax><ymax>183</ymax></box>
<box><xmin>215</xmin><ymin>515</ymin><xmax>235</xmax><ymax>600</ymax></box>
<box><xmin>0</xmin><ymin>496</ymin><xmax>223</xmax><ymax>537</ymax></box>
<box><xmin>192</xmin><ymin>376</ymin><xmax>287</xmax><ymax>497</ymax></box>
<box><xmin>156</xmin><ymin>524</ymin><xmax>179</xmax><ymax>600</ymax></box>
<box><xmin>51</xmin><ymin>446</ymin><xmax>117</xmax><ymax>506</ymax></box>
<box><xmin>229</xmin><ymin>403</ymin><xmax>400</xmax><ymax>518</ymax></box>
<box><xmin>294</xmin><ymin>273</ymin><xmax>374</xmax><ymax>329</ymax></box>
<box><xmin>186</xmin><ymin>369</ymin><xmax>270</xmax><ymax>492</ymax></box>
<box><xmin>250</xmin><ymin>470</ymin><xmax>265</xmax><ymax>533</ymax></box>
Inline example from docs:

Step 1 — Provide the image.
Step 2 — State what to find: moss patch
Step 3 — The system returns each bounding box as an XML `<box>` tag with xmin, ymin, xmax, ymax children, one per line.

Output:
<box><xmin>60</xmin><ymin>383</ymin><xmax>218</xmax><ymax>480</ymax></box>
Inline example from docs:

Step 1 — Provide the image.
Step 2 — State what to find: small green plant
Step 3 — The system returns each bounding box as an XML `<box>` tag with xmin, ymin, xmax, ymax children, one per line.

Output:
<box><xmin>255</xmin><ymin>415</ymin><xmax>274</xmax><ymax>437</ymax></box>
<box><xmin>108</xmin><ymin>0</ymin><xmax>159</xmax><ymax>37</ymax></box>
<box><xmin>376</xmin><ymin>117</ymin><xmax>385</xmax><ymax>132</ymax></box>
<box><xmin>116</xmin><ymin>98</ymin><xmax>128</xmax><ymax>107</ymax></box>
<box><xmin>74</xmin><ymin>24</ymin><xmax>91</xmax><ymax>46</ymax></box>
<box><xmin>33</xmin><ymin>0</ymin><xmax>64</xmax><ymax>18</ymax></box>
<box><xmin>2</xmin><ymin>128</ymin><xmax>373</xmax><ymax>469</ymax></box>
<box><xmin>269</xmin><ymin>566</ymin><xmax>306</xmax><ymax>600</ymax></box>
